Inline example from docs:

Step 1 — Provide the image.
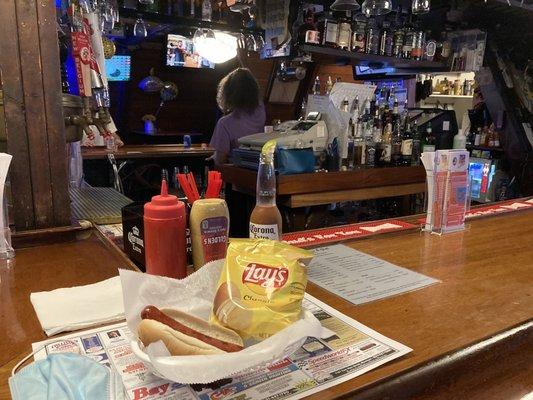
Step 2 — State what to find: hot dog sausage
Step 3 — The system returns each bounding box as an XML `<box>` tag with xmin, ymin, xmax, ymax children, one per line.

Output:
<box><xmin>141</xmin><ymin>306</ymin><xmax>243</xmax><ymax>353</ymax></box>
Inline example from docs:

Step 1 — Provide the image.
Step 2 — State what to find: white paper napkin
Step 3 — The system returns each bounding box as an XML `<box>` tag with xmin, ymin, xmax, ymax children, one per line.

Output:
<box><xmin>30</xmin><ymin>276</ymin><xmax>125</xmax><ymax>336</ymax></box>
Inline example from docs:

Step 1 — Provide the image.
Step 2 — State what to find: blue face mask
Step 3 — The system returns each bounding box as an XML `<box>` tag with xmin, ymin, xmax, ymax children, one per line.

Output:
<box><xmin>9</xmin><ymin>353</ymin><xmax>124</xmax><ymax>400</ymax></box>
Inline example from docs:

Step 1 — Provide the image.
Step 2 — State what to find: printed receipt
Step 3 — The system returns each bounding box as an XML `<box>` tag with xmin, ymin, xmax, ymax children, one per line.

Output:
<box><xmin>308</xmin><ymin>244</ymin><xmax>439</xmax><ymax>305</ymax></box>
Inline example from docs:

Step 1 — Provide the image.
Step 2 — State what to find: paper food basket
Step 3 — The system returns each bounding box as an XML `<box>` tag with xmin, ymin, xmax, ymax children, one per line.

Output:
<box><xmin>119</xmin><ymin>260</ymin><xmax>332</xmax><ymax>384</ymax></box>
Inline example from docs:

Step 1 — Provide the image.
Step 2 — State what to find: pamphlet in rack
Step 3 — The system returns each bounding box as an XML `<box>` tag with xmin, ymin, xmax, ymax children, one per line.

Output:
<box><xmin>32</xmin><ymin>294</ymin><xmax>411</xmax><ymax>400</ymax></box>
<box><xmin>422</xmin><ymin>149</ymin><xmax>470</xmax><ymax>234</ymax></box>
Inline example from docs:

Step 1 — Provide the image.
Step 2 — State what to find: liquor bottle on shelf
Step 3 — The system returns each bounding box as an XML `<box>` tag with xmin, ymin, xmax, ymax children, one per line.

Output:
<box><xmin>379</xmin><ymin>20</ymin><xmax>393</xmax><ymax>57</ymax></box>
<box><xmin>439</xmin><ymin>31</ymin><xmax>451</xmax><ymax>63</ymax></box>
<box><xmin>201</xmin><ymin>0</ymin><xmax>212</xmax><ymax>21</ymax></box>
<box><xmin>326</xmin><ymin>75</ymin><xmax>334</xmax><ymax>94</ymax></box>
<box><xmin>318</xmin><ymin>12</ymin><xmax>339</xmax><ymax>47</ymax></box>
<box><xmin>365</xmin><ymin>19</ymin><xmax>380</xmax><ymax>55</ymax></box>
<box><xmin>391</xmin><ymin>121</ymin><xmax>403</xmax><ymax>166</ymax></box>
<box><xmin>411</xmin><ymin>121</ymin><xmax>421</xmax><ymax>165</ymax></box>
<box><xmin>392</xmin><ymin>7</ymin><xmax>404</xmax><ymax>58</ymax></box>
<box><xmin>351</xmin><ymin>17</ymin><xmax>366</xmax><ymax>53</ymax></box>
<box><xmin>380</xmin><ymin>122</ymin><xmax>392</xmax><ymax>166</ymax></box>
<box><xmin>422</xmin><ymin>122</ymin><xmax>436</xmax><ymax>152</ymax></box>
<box><xmin>474</xmin><ymin>127</ymin><xmax>481</xmax><ymax>146</ymax></box>
<box><xmin>340</xmin><ymin>96</ymin><xmax>350</xmax><ymax>112</ymax></box>
<box><xmin>424</xmin><ymin>32</ymin><xmax>437</xmax><ymax>61</ymax></box>
<box><xmin>411</xmin><ymin>30</ymin><xmax>425</xmax><ymax>61</ymax></box>
<box><xmin>353</xmin><ymin>117</ymin><xmax>365</xmax><ymax>168</ymax></box>
<box><xmin>493</xmin><ymin>130</ymin><xmax>500</xmax><ymax>147</ymax></box>
<box><xmin>402</xmin><ymin>13</ymin><xmax>414</xmax><ymax>59</ymax></box>
<box><xmin>298</xmin><ymin>7</ymin><xmax>319</xmax><ymax>45</ymax></box>
<box><xmin>364</xmin><ymin>121</ymin><xmax>376</xmax><ymax>167</ymax></box>
<box><xmin>337</xmin><ymin>12</ymin><xmax>352</xmax><ymax>50</ymax></box>
<box><xmin>401</xmin><ymin>120</ymin><xmax>413</xmax><ymax>165</ymax></box>
<box><xmin>312</xmin><ymin>76</ymin><xmax>321</xmax><ymax>95</ymax></box>
<box><xmin>480</xmin><ymin>126</ymin><xmax>487</xmax><ymax>147</ymax></box>
<box><xmin>391</xmin><ymin>97</ymin><xmax>399</xmax><ymax>125</ymax></box>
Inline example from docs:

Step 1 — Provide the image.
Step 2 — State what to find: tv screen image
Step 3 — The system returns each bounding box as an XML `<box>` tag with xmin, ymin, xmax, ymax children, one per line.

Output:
<box><xmin>105</xmin><ymin>55</ymin><xmax>131</xmax><ymax>81</ymax></box>
<box><xmin>166</xmin><ymin>34</ymin><xmax>214</xmax><ymax>69</ymax></box>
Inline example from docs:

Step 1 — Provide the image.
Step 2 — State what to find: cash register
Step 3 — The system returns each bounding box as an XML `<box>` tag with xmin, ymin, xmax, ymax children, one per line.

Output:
<box><xmin>233</xmin><ymin>113</ymin><xmax>328</xmax><ymax>169</ymax></box>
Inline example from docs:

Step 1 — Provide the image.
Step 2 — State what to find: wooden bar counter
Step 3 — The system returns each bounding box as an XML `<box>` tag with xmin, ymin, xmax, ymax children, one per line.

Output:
<box><xmin>220</xmin><ymin>164</ymin><xmax>426</xmax><ymax>234</ymax></box>
<box><xmin>1</xmin><ymin>210</ymin><xmax>532</xmax><ymax>399</ymax></box>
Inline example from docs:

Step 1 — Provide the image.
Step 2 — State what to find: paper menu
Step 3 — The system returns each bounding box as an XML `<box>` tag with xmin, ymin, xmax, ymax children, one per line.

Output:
<box><xmin>307</xmin><ymin>244</ymin><xmax>439</xmax><ymax>305</ymax></box>
<box><xmin>329</xmin><ymin>82</ymin><xmax>377</xmax><ymax>112</ymax></box>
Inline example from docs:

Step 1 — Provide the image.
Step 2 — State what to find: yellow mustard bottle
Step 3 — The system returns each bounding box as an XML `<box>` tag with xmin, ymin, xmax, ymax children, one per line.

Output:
<box><xmin>189</xmin><ymin>198</ymin><xmax>230</xmax><ymax>270</ymax></box>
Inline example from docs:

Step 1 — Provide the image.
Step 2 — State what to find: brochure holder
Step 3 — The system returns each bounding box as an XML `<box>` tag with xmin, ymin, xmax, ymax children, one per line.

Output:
<box><xmin>421</xmin><ymin>150</ymin><xmax>470</xmax><ymax>235</ymax></box>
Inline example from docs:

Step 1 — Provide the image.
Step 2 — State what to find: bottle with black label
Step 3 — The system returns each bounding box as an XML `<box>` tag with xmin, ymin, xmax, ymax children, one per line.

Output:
<box><xmin>402</xmin><ymin>13</ymin><xmax>414</xmax><ymax>59</ymax></box>
<box><xmin>351</xmin><ymin>19</ymin><xmax>366</xmax><ymax>52</ymax></box>
<box><xmin>391</xmin><ymin>121</ymin><xmax>402</xmax><ymax>166</ymax></box>
<box><xmin>401</xmin><ymin>120</ymin><xmax>413</xmax><ymax>165</ymax></box>
<box><xmin>319</xmin><ymin>13</ymin><xmax>339</xmax><ymax>47</ymax></box>
<box><xmin>392</xmin><ymin>7</ymin><xmax>404</xmax><ymax>57</ymax></box>
<box><xmin>379</xmin><ymin>20</ymin><xmax>393</xmax><ymax>56</ymax></box>
<box><xmin>365</xmin><ymin>19</ymin><xmax>379</xmax><ymax>55</ymax></box>
<box><xmin>411</xmin><ymin>121</ymin><xmax>421</xmax><ymax>165</ymax></box>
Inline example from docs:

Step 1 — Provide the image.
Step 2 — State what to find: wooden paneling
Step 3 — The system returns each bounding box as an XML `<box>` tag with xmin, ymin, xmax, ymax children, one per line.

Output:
<box><xmin>36</xmin><ymin>0</ymin><xmax>71</xmax><ymax>227</ymax></box>
<box><xmin>16</xmin><ymin>0</ymin><xmax>55</xmax><ymax>227</ymax></box>
<box><xmin>220</xmin><ymin>164</ymin><xmax>426</xmax><ymax>195</ymax></box>
<box><xmin>0</xmin><ymin>0</ymin><xmax>35</xmax><ymax>230</ymax></box>
<box><xmin>0</xmin><ymin>0</ymin><xmax>70</xmax><ymax>230</ymax></box>
<box><xmin>284</xmin><ymin>182</ymin><xmax>426</xmax><ymax>207</ymax></box>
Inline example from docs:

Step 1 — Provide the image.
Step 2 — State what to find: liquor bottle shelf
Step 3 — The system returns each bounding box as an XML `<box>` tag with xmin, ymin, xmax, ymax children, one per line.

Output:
<box><xmin>299</xmin><ymin>44</ymin><xmax>449</xmax><ymax>71</ymax></box>
<box><xmin>119</xmin><ymin>7</ymin><xmax>263</xmax><ymax>35</ymax></box>
<box><xmin>467</xmin><ymin>145</ymin><xmax>504</xmax><ymax>152</ymax></box>
<box><xmin>429</xmin><ymin>94</ymin><xmax>473</xmax><ymax>99</ymax></box>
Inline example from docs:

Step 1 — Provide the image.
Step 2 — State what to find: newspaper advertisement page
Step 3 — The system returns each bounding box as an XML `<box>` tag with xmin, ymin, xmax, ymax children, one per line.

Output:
<box><xmin>32</xmin><ymin>294</ymin><xmax>411</xmax><ymax>400</ymax></box>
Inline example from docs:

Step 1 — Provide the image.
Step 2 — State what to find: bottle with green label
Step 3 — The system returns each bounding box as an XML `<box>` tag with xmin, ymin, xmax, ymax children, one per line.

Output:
<box><xmin>422</xmin><ymin>122</ymin><xmax>436</xmax><ymax>153</ymax></box>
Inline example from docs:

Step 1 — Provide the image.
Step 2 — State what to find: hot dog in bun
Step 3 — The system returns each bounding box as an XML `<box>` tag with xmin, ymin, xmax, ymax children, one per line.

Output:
<box><xmin>138</xmin><ymin>306</ymin><xmax>244</xmax><ymax>356</ymax></box>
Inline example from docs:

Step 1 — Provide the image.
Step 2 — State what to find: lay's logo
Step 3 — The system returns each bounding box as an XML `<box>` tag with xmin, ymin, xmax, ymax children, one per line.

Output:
<box><xmin>242</xmin><ymin>263</ymin><xmax>289</xmax><ymax>288</ymax></box>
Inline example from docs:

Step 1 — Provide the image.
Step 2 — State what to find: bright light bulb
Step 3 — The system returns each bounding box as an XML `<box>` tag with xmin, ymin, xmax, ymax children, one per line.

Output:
<box><xmin>194</xmin><ymin>31</ymin><xmax>238</xmax><ymax>64</ymax></box>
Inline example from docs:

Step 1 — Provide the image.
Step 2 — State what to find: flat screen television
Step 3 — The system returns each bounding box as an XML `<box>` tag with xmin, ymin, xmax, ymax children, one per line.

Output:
<box><xmin>165</xmin><ymin>34</ymin><xmax>215</xmax><ymax>69</ymax></box>
<box><xmin>353</xmin><ymin>65</ymin><xmax>416</xmax><ymax>80</ymax></box>
<box><xmin>105</xmin><ymin>55</ymin><xmax>131</xmax><ymax>81</ymax></box>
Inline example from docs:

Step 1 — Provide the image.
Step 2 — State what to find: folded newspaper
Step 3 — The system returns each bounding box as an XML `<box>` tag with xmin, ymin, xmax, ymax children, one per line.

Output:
<box><xmin>33</xmin><ymin>293</ymin><xmax>412</xmax><ymax>400</ymax></box>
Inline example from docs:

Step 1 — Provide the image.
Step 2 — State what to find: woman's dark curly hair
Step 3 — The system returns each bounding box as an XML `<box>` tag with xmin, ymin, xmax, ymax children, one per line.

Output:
<box><xmin>217</xmin><ymin>68</ymin><xmax>260</xmax><ymax>115</ymax></box>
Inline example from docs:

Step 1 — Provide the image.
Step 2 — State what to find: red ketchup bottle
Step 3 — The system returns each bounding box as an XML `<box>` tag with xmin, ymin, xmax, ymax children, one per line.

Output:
<box><xmin>143</xmin><ymin>179</ymin><xmax>187</xmax><ymax>278</ymax></box>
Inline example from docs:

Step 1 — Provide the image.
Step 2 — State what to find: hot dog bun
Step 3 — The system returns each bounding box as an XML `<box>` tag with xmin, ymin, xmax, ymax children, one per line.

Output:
<box><xmin>138</xmin><ymin>306</ymin><xmax>244</xmax><ymax>356</ymax></box>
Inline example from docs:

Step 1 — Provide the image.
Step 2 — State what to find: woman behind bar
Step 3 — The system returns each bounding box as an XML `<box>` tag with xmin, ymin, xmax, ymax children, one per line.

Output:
<box><xmin>209</xmin><ymin>68</ymin><xmax>266</xmax><ymax>165</ymax></box>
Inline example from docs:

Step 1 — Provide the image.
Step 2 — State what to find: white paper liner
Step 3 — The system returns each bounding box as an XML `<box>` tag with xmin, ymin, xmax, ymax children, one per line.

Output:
<box><xmin>119</xmin><ymin>260</ymin><xmax>332</xmax><ymax>384</ymax></box>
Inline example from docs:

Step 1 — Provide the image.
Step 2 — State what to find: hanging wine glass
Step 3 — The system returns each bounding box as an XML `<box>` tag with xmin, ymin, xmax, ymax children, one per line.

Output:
<box><xmin>102</xmin><ymin>3</ymin><xmax>115</xmax><ymax>31</ymax></box>
<box><xmin>138</xmin><ymin>0</ymin><xmax>154</xmax><ymax>5</ymax></box>
<box><xmin>361</xmin><ymin>0</ymin><xmax>391</xmax><ymax>16</ymax></box>
<box><xmin>134</xmin><ymin>18</ymin><xmax>147</xmax><ymax>37</ymax></box>
<box><xmin>412</xmin><ymin>0</ymin><xmax>430</xmax><ymax>14</ymax></box>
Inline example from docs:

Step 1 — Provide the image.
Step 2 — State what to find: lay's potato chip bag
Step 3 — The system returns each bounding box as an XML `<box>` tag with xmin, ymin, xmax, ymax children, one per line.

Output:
<box><xmin>211</xmin><ymin>239</ymin><xmax>313</xmax><ymax>341</ymax></box>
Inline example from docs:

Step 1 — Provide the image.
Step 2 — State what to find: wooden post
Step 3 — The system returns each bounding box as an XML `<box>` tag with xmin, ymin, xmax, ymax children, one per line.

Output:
<box><xmin>0</xmin><ymin>0</ymin><xmax>71</xmax><ymax>230</ymax></box>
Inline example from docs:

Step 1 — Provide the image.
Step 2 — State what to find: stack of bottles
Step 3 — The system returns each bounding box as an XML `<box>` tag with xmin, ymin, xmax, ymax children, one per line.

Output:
<box><xmin>341</xmin><ymin>93</ymin><xmax>437</xmax><ymax>169</ymax></box>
